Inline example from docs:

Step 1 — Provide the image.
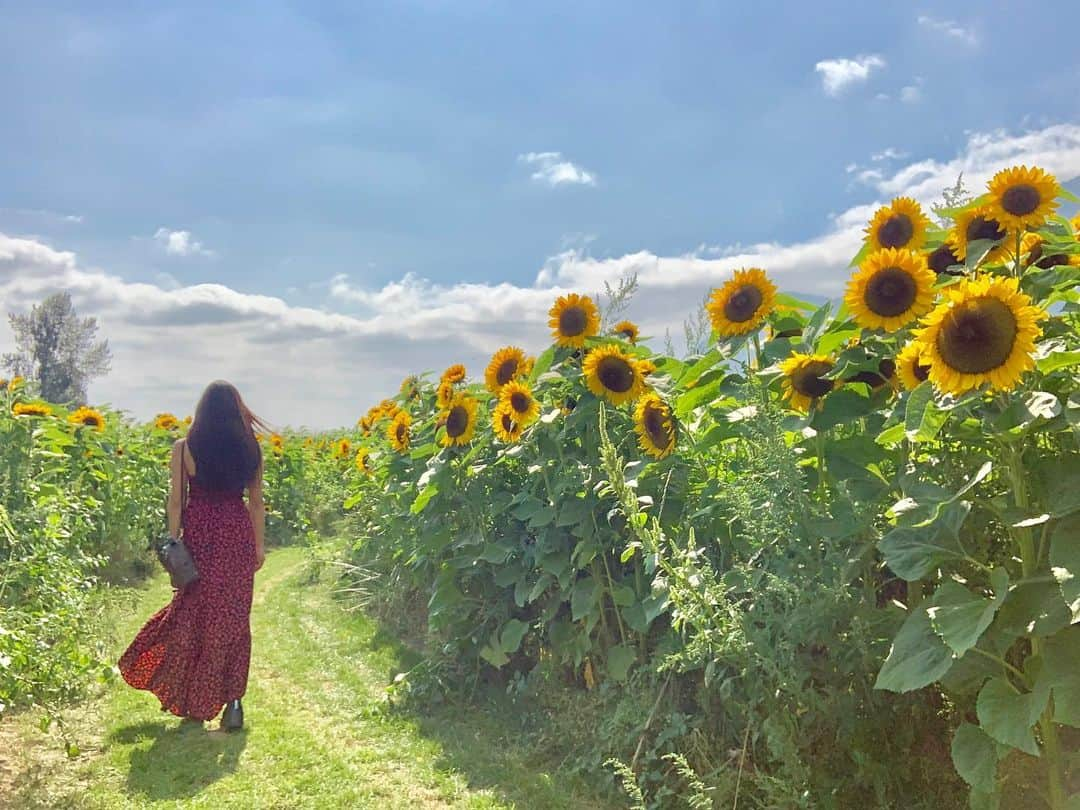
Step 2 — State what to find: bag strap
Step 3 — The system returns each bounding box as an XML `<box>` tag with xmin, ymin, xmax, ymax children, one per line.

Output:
<box><xmin>178</xmin><ymin>438</ymin><xmax>190</xmax><ymax>536</ymax></box>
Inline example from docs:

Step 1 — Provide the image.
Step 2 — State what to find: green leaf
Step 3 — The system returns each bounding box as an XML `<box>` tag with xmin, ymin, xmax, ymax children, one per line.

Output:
<box><xmin>499</xmin><ymin>619</ymin><xmax>529</xmax><ymax>654</ymax></box>
<box><xmin>928</xmin><ymin>574</ymin><xmax>1008</xmax><ymax>657</ymax></box>
<box><xmin>529</xmin><ymin>346</ymin><xmax>555</xmax><ymax>382</ymax></box>
<box><xmin>528</xmin><ymin>505</ymin><xmax>556</xmax><ymax>528</ymax></box>
<box><xmin>1037</xmin><ymin>350</ymin><xmax>1080</xmax><ymax>374</ymax></box>
<box><xmin>951</xmin><ymin>723</ymin><xmax>998</xmax><ymax>794</ymax></box>
<box><xmin>1040</xmin><ymin>627</ymin><xmax>1080</xmax><ymax>727</ymax></box>
<box><xmin>904</xmin><ymin>382</ymin><xmax>948</xmax><ymax>443</ymax></box>
<box><xmin>605</xmin><ymin>644</ymin><xmax>636</xmax><ymax>682</ymax></box>
<box><xmin>975</xmin><ymin>677</ymin><xmax>1045</xmax><ymax>756</ymax></box>
<box><xmin>410</xmin><ymin>483</ymin><xmax>438</xmax><ymax>514</ymax></box>
<box><xmin>879</xmin><ymin>500</ymin><xmax>971</xmax><ymax>581</ymax></box>
<box><xmin>570</xmin><ymin>577</ymin><xmax>599</xmax><ymax>622</ymax></box>
<box><xmin>875</xmin><ymin>607</ymin><xmax>955</xmax><ymax>692</ymax></box>
<box><xmin>478</xmin><ymin>543</ymin><xmax>512</xmax><ymax>564</ymax></box>
<box><xmin>812</xmin><ymin>388</ymin><xmax>873</xmax><ymax>431</ymax></box>
<box><xmin>995</xmin><ymin>580</ymin><xmax>1070</xmax><ymax>639</ymax></box>
<box><xmin>1036</xmin><ymin>454</ymin><xmax>1080</xmax><ymax>518</ymax></box>
<box><xmin>1049</xmin><ymin>514</ymin><xmax>1080</xmax><ymax>623</ymax></box>
<box><xmin>480</xmin><ymin>643</ymin><xmax>509</xmax><ymax>668</ymax></box>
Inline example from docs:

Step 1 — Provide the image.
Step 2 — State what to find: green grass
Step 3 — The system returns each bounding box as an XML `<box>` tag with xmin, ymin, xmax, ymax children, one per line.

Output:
<box><xmin>5</xmin><ymin>548</ymin><xmax>613</xmax><ymax>809</ymax></box>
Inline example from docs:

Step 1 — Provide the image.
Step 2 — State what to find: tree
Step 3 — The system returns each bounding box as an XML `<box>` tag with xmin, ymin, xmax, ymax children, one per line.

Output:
<box><xmin>3</xmin><ymin>292</ymin><xmax>111</xmax><ymax>404</ymax></box>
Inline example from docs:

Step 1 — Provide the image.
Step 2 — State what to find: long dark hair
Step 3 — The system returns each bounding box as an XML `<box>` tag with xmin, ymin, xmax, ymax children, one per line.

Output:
<box><xmin>186</xmin><ymin>381</ymin><xmax>267</xmax><ymax>492</ymax></box>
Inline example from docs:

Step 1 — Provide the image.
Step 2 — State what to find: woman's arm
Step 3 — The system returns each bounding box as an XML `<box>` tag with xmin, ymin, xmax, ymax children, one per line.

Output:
<box><xmin>166</xmin><ymin>440</ymin><xmax>184</xmax><ymax>538</ymax></box>
<box><xmin>247</xmin><ymin>457</ymin><xmax>266</xmax><ymax>570</ymax></box>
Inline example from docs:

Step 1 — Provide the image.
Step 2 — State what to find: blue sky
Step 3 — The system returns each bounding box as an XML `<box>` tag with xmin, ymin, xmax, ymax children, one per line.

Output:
<box><xmin>2</xmin><ymin>2</ymin><xmax>1079</xmax><ymax>427</ymax></box>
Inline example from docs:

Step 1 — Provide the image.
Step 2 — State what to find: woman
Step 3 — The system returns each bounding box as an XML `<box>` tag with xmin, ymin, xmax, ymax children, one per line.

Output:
<box><xmin>120</xmin><ymin>381</ymin><xmax>267</xmax><ymax>732</ymax></box>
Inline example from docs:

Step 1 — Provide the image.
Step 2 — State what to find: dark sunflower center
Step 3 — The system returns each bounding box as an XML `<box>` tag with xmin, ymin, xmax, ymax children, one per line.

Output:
<box><xmin>559</xmin><ymin>306</ymin><xmax>587</xmax><ymax>337</ymax></box>
<box><xmin>914</xmin><ymin>362</ymin><xmax>931</xmax><ymax>382</ymax></box>
<box><xmin>878</xmin><ymin>359</ymin><xmax>896</xmax><ymax>379</ymax></box>
<box><xmin>446</xmin><ymin>406</ymin><xmax>469</xmax><ymax>437</ymax></box>
<box><xmin>792</xmin><ymin>361</ymin><xmax>834</xmax><ymax>399</ymax></box>
<box><xmin>966</xmin><ymin>216</ymin><xmax>1006</xmax><ymax>244</ymax></box>
<box><xmin>81</xmin><ymin>416</ymin><xmax>99</xmax><ymax>425</ymax></box>
<box><xmin>927</xmin><ymin>244</ymin><xmax>961</xmax><ymax>274</ymax></box>
<box><xmin>510</xmin><ymin>391</ymin><xmax>530</xmax><ymax>413</ymax></box>
<box><xmin>723</xmin><ymin>284</ymin><xmax>764</xmax><ymax>323</ymax></box>
<box><xmin>1001</xmin><ymin>184</ymin><xmax>1040</xmax><ymax>217</ymax></box>
<box><xmin>1035</xmin><ymin>252</ymin><xmax>1070</xmax><ymax>269</ymax></box>
<box><xmin>496</xmin><ymin>359</ymin><xmax>519</xmax><ymax>386</ymax></box>
<box><xmin>847</xmin><ymin>371</ymin><xmax>886</xmax><ymax>388</ymax></box>
<box><xmin>597</xmin><ymin>357</ymin><xmax>635</xmax><ymax>393</ymax></box>
<box><xmin>936</xmin><ymin>297</ymin><xmax>1017</xmax><ymax>374</ymax></box>
<box><xmin>877</xmin><ymin>214</ymin><xmax>914</xmax><ymax>248</ymax></box>
<box><xmin>865</xmin><ymin>267</ymin><xmax>918</xmax><ymax>317</ymax></box>
<box><xmin>644</xmin><ymin>405</ymin><xmax>671</xmax><ymax>446</ymax></box>
<box><xmin>500</xmin><ymin>412</ymin><xmax>516</xmax><ymax>432</ymax></box>
<box><xmin>619</xmin><ymin>327</ymin><xmax>635</xmax><ymax>339</ymax></box>
<box><xmin>396</xmin><ymin>424</ymin><xmax>407</xmax><ymax>442</ymax></box>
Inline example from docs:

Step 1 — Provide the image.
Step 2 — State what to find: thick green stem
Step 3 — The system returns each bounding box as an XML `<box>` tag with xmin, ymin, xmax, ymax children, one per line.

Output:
<box><xmin>1007</xmin><ymin>447</ymin><xmax>1067</xmax><ymax>809</ymax></box>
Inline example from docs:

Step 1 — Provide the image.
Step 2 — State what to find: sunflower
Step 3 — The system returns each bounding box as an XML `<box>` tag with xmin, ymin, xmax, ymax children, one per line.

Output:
<box><xmin>334</xmin><ymin>437</ymin><xmax>352</xmax><ymax>459</ymax></box>
<box><xmin>358</xmin><ymin>415</ymin><xmax>373</xmax><ymax>436</ymax></box>
<box><xmin>0</xmin><ymin>378</ymin><xmax>6</xmax><ymax>390</ymax></box>
<box><xmin>1007</xmin><ymin>232</ymin><xmax>1077</xmax><ymax>270</ymax></box>
<box><xmin>706</xmin><ymin>268</ymin><xmax>777</xmax><ymax>337</ymax></box>
<box><xmin>865</xmin><ymin>197</ymin><xmax>931</xmax><ymax>251</ymax></box>
<box><xmin>987</xmin><ymin>165</ymin><xmax>1060</xmax><ymax>230</ymax></box>
<box><xmin>583</xmin><ymin>344</ymin><xmax>647</xmax><ymax>406</ymax></box>
<box><xmin>183</xmin><ymin>415</ymin><xmax>192</xmax><ymax>426</ymax></box>
<box><xmin>355</xmin><ymin>447</ymin><xmax>373</xmax><ymax>474</ymax></box>
<box><xmin>1072</xmin><ymin>213</ymin><xmax>1080</xmax><ymax>235</ymax></box>
<box><xmin>914</xmin><ymin>275</ymin><xmax>1046</xmax><ymax>395</ymax></box>
<box><xmin>613</xmin><ymin>320</ymin><xmax>640</xmax><ymax>343</ymax></box>
<box><xmin>895</xmin><ymin>341</ymin><xmax>932</xmax><ymax>391</ymax></box>
<box><xmin>399</xmin><ymin>375</ymin><xmax>421</xmax><ymax>401</ymax></box>
<box><xmin>388</xmin><ymin>411</ymin><xmax>411</xmax><ymax>452</ymax></box>
<box><xmin>947</xmin><ymin>206</ymin><xmax>1008</xmax><ymax>264</ymax></box>
<box><xmin>441</xmin><ymin>364</ymin><xmax>467</xmax><ymax>385</ymax></box>
<box><xmin>441</xmin><ymin>394</ymin><xmax>478</xmax><ymax>447</ymax></box>
<box><xmin>549</xmin><ymin>293</ymin><xmax>600</xmax><ymax>348</ymax></box>
<box><xmin>498</xmin><ymin>380</ymin><xmax>541</xmax><ymax>426</ymax></box>
<box><xmin>780</xmin><ymin>353</ymin><xmax>836</xmax><ymax>412</ymax></box>
<box><xmin>65</xmin><ymin>406</ymin><xmax>106</xmax><ymax>431</ymax></box>
<box><xmin>561</xmin><ymin>395</ymin><xmax>577</xmax><ymax>416</ymax></box>
<box><xmin>485</xmin><ymin>346</ymin><xmax>530</xmax><ymax>393</ymax></box>
<box><xmin>7</xmin><ymin>376</ymin><xmax>24</xmax><ymax>391</ymax></box>
<box><xmin>845</xmin><ymin>358</ymin><xmax>898</xmax><ymax>392</ymax></box>
<box><xmin>13</xmin><ymin>402</ymin><xmax>52</xmax><ymax>418</ymax></box>
<box><xmin>436</xmin><ymin>380</ymin><xmax>455</xmax><ymax>409</ymax></box>
<box><xmin>637</xmin><ymin>359</ymin><xmax>657</xmax><ymax>377</ymax></box>
<box><xmin>492</xmin><ymin>403</ymin><xmax>524</xmax><ymax>443</ymax></box>
<box><xmin>154</xmin><ymin>413</ymin><xmax>179</xmax><ymax>431</ymax></box>
<box><xmin>269</xmin><ymin>433</ymin><xmax>285</xmax><ymax>455</ymax></box>
<box><xmin>634</xmin><ymin>394</ymin><xmax>676</xmax><ymax>459</ymax></box>
<box><xmin>925</xmin><ymin>242</ymin><xmax>963</xmax><ymax>276</ymax></box>
<box><xmin>845</xmin><ymin>248</ymin><xmax>936</xmax><ymax>332</ymax></box>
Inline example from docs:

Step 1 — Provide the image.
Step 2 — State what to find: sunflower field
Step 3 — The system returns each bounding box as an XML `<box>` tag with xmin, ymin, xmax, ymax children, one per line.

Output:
<box><xmin>313</xmin><ymin>166</ymin><xmax>1080</xmax><ymax>808</ymax></box>
<box><xmin>4</xmin><ymin>164</ymin><xmax>1079</xmax><ymax>807</ymax></box>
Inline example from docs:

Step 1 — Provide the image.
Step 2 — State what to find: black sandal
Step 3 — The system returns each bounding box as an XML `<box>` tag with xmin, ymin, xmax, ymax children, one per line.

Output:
<box><xmin>220</xmin><ymin>699</ymin><xmax>244</xmax><ymax>732</ymax></box>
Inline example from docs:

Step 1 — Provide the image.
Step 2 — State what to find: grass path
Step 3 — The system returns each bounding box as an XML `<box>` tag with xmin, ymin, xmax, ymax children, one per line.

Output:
<box><xmin>4</xmin><ymin>548</ymin><xmax>612</xmax><ymax>809</ymax></box>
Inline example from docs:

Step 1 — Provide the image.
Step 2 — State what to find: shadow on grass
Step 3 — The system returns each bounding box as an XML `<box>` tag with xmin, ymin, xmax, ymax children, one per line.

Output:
<box><xmin>109</xmin><ymin>720</ymin><xmax>247</xmax><ymax>801</ymax></box>
<box><xmin>358</xmin><ymin>618</ymin><xmax>611</xmax><ymax>810</ymax></box>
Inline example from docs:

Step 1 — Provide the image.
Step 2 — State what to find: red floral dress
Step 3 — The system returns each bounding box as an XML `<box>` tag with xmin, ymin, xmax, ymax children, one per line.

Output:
<box><xmin>119</xmin><ymin>476</ymin><xmax>257</xmax><ymax>721</ymax></box>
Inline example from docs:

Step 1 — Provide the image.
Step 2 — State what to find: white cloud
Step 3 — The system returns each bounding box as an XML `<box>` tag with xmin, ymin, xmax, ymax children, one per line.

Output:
<box><xmin>153</xmin><ymin>227</ymin><xmax>216</xmax><ymax>258</ymax></box>
<box><xmin>901</xmin><ymin>85</ymin><xmax>923</xmax><ymax>104</ymax></box>
<box><xmin>872</xmin><ymin>148</ymin><xmax>909</xmax><ymax>162</ymax></box>
<box><xmin>4</xmin><ymin>124</ymin><xmax>1079</xmax><ymax>429</ymax></box>
<box><xmin>814</xmin><ymin>54</ymin><xmax>886</xmax><ymax>96</ymax></box>
<box><xmin>518</xmin><ymin>152</ymin><xmax>597</xmax><ymax>187</ymax></box>
<box><xmin>917</xmin><ymin>15</ymin><xmax>978</xmax><ymax>46</ymax></box>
